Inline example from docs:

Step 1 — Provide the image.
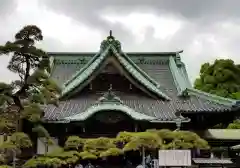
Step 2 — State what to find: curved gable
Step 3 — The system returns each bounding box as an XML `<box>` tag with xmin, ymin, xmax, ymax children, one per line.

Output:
<box><xmin>64</xmin><ymin>103</ymin><xmax>156</xmax><ymax>121</ymax></box>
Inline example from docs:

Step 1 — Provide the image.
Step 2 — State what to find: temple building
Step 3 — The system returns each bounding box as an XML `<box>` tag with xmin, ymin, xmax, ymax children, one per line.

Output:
<box><xmin>26</xmin><ymin>32</ymin><xmax>240</xmax><ymax>155</ymax></box>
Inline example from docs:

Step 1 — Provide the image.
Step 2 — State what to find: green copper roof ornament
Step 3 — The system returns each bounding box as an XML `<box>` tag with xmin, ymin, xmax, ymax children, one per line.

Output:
<box><xmin>100</xmin><ymin>30</ymin><xmax>121</xmax><ymax>52</ymax></box>
<box><xmin>97</xmin><ymin>84</ymin><xmax>123</xmax><ymax>104</ymax></box>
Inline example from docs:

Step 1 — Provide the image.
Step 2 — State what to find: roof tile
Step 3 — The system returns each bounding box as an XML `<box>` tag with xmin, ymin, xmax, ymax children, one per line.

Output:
<box><xmin>45</xmin><ymin>54</ymin><xmax>234</xmax><ymax>122</ymax></box>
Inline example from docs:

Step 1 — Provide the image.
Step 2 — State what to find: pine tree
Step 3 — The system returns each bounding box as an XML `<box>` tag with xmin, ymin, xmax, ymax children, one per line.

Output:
<box><xmin>0</xmin><ymin>25</ymin><xmax>61</xmax><ymax>165</ymax></box>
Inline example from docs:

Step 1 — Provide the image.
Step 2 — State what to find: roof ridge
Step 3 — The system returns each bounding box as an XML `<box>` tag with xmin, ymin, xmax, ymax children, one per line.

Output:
<box><xmin>48</xmin><ymin>52</ymin><xmax>181</xmax><ymax>56</ymax></box>
<box><xmin>63</xmin><ymin>51</ymin><xmax>104</xmax><ymax>86</ymax></box>
<box><xmin>178</xmin><ymin>63</ymin><xmax>192</xmax><ymax>89</ymax></box>
<box><xmin>109</xmin><ymin>45</ymin><xmax>171</xmax><ymax>100</ymax></box>
<box><xmin>186</xmin><ymin>88</ymin><xmax>237</xmax><ymax>106</ymax></box>
<box><xmin>61</xmin><ymin>48</ymin><xmax>109</xmax><ymax>96</ymax></box>
<box><xmin>169</xmin><ymin>56</ymin><xmax>188</xmax><ymax>96</ymax></box>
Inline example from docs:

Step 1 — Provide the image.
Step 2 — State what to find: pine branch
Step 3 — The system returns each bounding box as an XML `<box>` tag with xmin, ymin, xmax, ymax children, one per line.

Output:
<box><xmin>0</xmin><ymin>25</ymin><xmax>61</xmax><ymax>124</ymax></box>
<box><xmin>0</xmin><ymin>25</ymin><xmax>62</xmax><ymax>163</ymax></box>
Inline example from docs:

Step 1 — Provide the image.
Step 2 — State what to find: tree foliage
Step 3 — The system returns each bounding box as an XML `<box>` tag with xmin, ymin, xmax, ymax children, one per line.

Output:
<box><xmin>0</xmin><ymin>25</ymin><xmax>61</xmax><ymax>124</ymax></box>
<box><xmin>24</xmin><ymin>130</ymin><xmax>209</xmax><ymax>167</ymax></box>
<box><xmin>0</xmin><ymin>132</ymin><xmax>32</xmax><ymax>164</ymax></box>
<box><xmin>24</xmin><ymin>157</ymin><xmax>63</xmax><ymax>168</ymax></box>
<box><xmin>120</xmin><ymin>132</ymin><xmax>162</xmax><ymax>152</ymax></box>
<box><xmin>194</xmin><ymin>59</ymin><xmax>240</xmax><ymax>99</ymax></box>
<box><xmin>0</xmin><ymin>166</ymin><xmax>12</xmax><ymax>168</ymax></box>
<box><xmin>226</xmin><ymin>119</ymin><xmax>240</xmax><ymax>129</ymax></box>
<box><xmin>0</xmin><ymin>25</ymin><xmax>61</xmax><ymax>167</ymax></box>
<box><xmin>212</xmin><ymin>119</ymin><xmax>240</xmax><ymax>129</ymax></box>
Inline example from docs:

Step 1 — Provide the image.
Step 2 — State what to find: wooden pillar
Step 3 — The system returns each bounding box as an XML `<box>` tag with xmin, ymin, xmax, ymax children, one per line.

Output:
<box><xmin>134</xmin><ymin>122</ymin><xmax>138</xmax><ymax>132</ymax></box>
<box><xmin>82</xmin><ymin>123</ymin><xmax>86</xmax><ymax>133</ymax></box>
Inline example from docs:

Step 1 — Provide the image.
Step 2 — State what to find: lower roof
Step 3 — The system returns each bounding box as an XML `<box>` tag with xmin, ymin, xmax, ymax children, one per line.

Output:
<box><xmin>205</xmin><ymin>129</ymin><xmax>240</xmax><ymax>140</ymax></box>
<box><xmin>44</xmin><ymin>91</ymin><xmax>232</xmax><ymax>122</ymax></box>
<box><xmin>231</xmin><ymin>144</ymin><xmax>240</xmax><ymax>150</ymax></box>
<box><xmin>192</xmin><ymin>158</ymin><xmax>233</xmax><ymax>164</ymax></box>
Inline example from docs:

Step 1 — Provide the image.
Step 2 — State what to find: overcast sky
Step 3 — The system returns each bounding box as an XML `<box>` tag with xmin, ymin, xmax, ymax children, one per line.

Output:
<box><xmin>0</xmin><ymin>0</ymin><xmax>240</xmax><ymax>84</ymax></box>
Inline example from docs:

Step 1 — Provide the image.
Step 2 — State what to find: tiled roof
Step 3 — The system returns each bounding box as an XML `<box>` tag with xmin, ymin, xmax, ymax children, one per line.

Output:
<box><xmin>44</xmin><ymin>91</ymin><xmax>232</xmax><ymax>121</ymax></box>
<box><xmin>64</xmin><ymin>103</ymin><xmax>156</xmax><ymax>121</ymax></box>
<box><xmin>205</xmin><ymin>129</ymin><xmax>240</xmax><ymax>140</ymax></box>
<box><xmin>45</xmin><ymin>62</ymin><xmax>234</xmax><ymax>122</ymax></box>
<box><xmin>192</xmin><ymin>158</ymin><xmax>233</xmax><ymax>164</ymax></box>
<box><xmin>231</xmin><ymin>144</ymin><xmax>240</xmax><ymax>150</ymax></box>
<box><xmin>44</xmin><ymin>35</ymin><xmax>237</xmax><ymax>122</ymax></box>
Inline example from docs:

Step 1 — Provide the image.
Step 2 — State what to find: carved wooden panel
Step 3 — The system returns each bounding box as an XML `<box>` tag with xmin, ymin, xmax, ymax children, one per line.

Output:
<box><xmin>94</xmin><ymin>111</ymin><xmax>127</xmax><ymax>123</ymax></box>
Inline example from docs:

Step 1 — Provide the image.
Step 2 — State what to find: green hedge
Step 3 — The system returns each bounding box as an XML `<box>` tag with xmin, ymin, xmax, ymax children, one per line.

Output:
<box><xmin>23</xmin><ymin>129</ymin><xmax>209</xmax><ymax>168</ymax></box>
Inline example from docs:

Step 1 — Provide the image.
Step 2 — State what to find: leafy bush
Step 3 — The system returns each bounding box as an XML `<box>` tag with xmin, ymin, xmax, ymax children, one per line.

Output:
<box><xmin>64</xmin><ymin>136</ymin><xmax>85</xmax><ymax>150</ymax></box>
<box><xmin>227</xmin><ymin>119</ymin><xmax>240</xmax><ymax>129</ymax></box>
<box><xmin>123</xmin><ymin>132</ymin><xmax>162</xmax><ymax>152</ymax></box>
<box><xmin>23</xmin><ymin>157</ymin><xmax>63</xmax><ymax>168</ymax></box>
<box><xmin>100</xmin><ymin>148</ymin><xmax>123</xmax><ymax>158</ymax></box>
<box><xmin>0</xmin><ymin>165</ymin><xmax>12</xmax><ymax>168</ymax></box>
<box><xmin>147</xmin><ymin>129</ymin><xmax>209</xmax><ymax>149</ymax></box>
<box><xmin>22</xmin><ymin>129</ymin><xmax>209</xmax><ymax>167</ymax></box>
<box><xmin>79</xmin><ymin>151</ymin><xmax>97</xmax><ymax>160</ymax></box>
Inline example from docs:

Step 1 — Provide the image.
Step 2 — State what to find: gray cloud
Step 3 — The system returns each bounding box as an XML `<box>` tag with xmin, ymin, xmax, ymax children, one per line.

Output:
<box><xmin>0</xmin><ymin>0</ymin><xmax>18</xmax><ymax>83</ymax></box>
<box><xmin>1</xmin><ymin>0</ymin><xmax>240</xmax><ymax>83</ymax></box>
<box><xmin>40</xmin><ymin>0</ymin><xmax>240</xmax><ymax>28</ymax></box>
<box><xmin>0</xmin><ymin>0</ymin><xmax>17</xmax><ymax>15</ymax></box>
<box><xmin>39</xmin><ymin>0</ymin><xmax>240</xmax><ymax>51</ymax></box>
<box><xmin>39</xmin><ymin>0</ymin><xmax>240</xmax><ymax>82</ymax></box>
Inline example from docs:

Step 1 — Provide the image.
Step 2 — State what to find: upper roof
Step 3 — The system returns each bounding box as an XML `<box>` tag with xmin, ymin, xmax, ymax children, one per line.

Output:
<box><xmin>44</xmin><ymin>32</ymin><xmax>239</xmax><ymax>123</ymax></box>
<box><xmin>61</xmin><ymin>35</ymin><xmax>170</xmax><ymax>100</ymax></box>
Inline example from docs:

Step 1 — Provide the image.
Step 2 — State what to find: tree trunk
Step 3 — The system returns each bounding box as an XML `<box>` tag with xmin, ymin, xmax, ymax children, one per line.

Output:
<box><xmin>142</xmin><ymin>147</ymin><xmax>145</xmax><ymax>167</ymax></box>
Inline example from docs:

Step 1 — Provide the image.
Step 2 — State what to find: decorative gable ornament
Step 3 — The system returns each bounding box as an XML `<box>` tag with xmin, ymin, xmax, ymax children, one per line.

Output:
<box><xmin>100</xmin><ymin>30</ymin><xmax>121</xmax><ymax>52</ymax></box>
<box><xmin>97</xmin><ymin>86</ymin><xmax>123</xmax><ymax>104</ymax></box>
<box><xmin>95</xmin><ymin>111</ymin><xmax>126</xmax><ymax>123</ymax></box>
